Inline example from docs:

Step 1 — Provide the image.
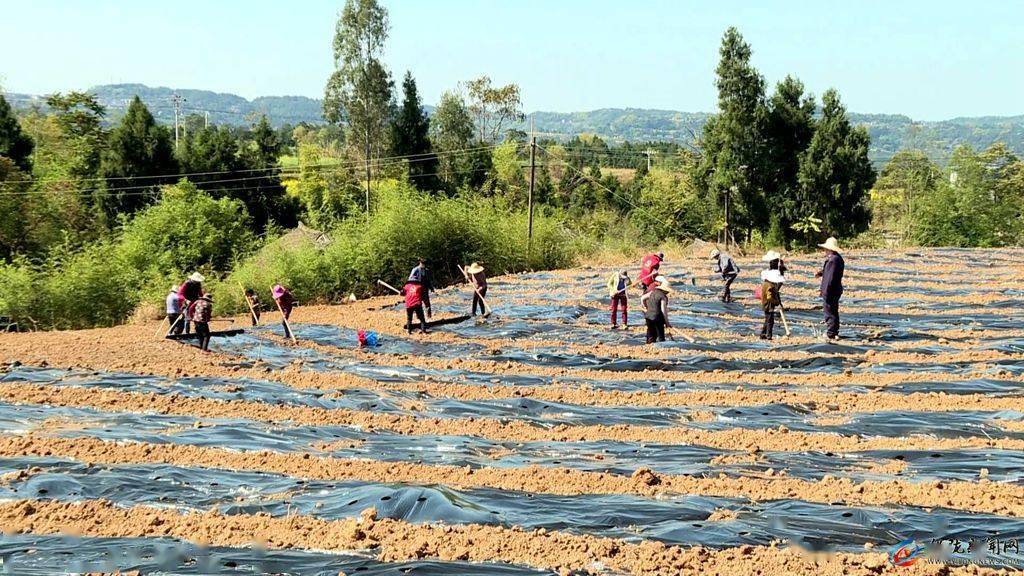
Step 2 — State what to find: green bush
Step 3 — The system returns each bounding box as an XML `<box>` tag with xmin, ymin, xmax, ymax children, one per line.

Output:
<box><xmin>217</xmin><ymin>180</ymin><xmax>576</xmax><ymax>313</ymax></box>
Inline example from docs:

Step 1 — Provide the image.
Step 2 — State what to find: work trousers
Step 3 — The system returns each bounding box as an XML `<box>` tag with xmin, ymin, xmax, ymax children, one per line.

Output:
<box><xmin>406</xmin><ymin>306</ymin><xmax>427</xmax><ymax>333</ymax></box>
<box><xmin>645</xmin><ymin>318</ymin><xmax>666</xmax><ymax>343</ymax></box>
<box><xmin>166</xmin><ymin>313</ymin><xmax>183</xmax><ymax>335</ymax></box>
<box><xmin>760</xmin><ymin>306</ymin><xmax>776</xmax><ymax>340</ymax></box>
<box><xmin>610</xmin><ymin>293</ymin><xmax>628</xmax><ymax>326</ymax></box>
<box><xmin>823</xmin><ymin>297</ymin><xmax>841</xmax><ymax>339</ymax></box>
<box><xmin>422</xmin><ymin>293</ymin><xmax>432</xmax><ymax>319</ymax></box>
<box><xmin>721</xmin><ymin>274</ymin><xmax>737</xmax><ymax>302</ymax></box>
<box><xmin>194</xmin><ymin>322</ymin><xmax>211</xmax><ymax>351</ymax></box>
<box><xmin>471</xmin><ymin>286</ymin><xmax>488</xmax><ymax>316</ymax></box>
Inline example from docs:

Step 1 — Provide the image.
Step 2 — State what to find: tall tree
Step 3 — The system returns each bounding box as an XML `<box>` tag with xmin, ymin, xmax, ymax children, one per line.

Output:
<box><xmin>465</xmin><ymin>76</ymin><xmax>524</xmax><ymax>143</ymax></box>
<box><xmin>696</xmin><ymin>27</ymin><xmax>768</xmax><ymax>239</ymax></box>
<box><xmin>763</xmin><ymin>76</ymin><xmax>816</xmax><ymax>245</ymax></box>
<box><xmin>0</xmin><ymin>93</ymin><xmax>34</xmax><ymax>172</ymax></box>
<box><xmin>430</xmin><ymin>91</ymin><xmax>477</xmax><ymax>191</ymax></box>
<box><xmin>99</xmin><ymin>96</ymin><xmax>178</xmax><ymax>218</ymax></box>
<box><xmin>323</xmin><ymin>0</ymin><xmax>395</xmax><ymax>170</ymax></box>
<box><xmin>45</xmin><ymin>92</ymin><xmax>106</xmax><ymax>182</ymax></box>
<box><xmin>390</xmin><ymin>72</ymin><xmax>438</xmax><ymax>190</ymax></box>
<box><xmin>796</xmin><ymin>89</ymin><xmax>876</xmax><ymax>239</ymax></box>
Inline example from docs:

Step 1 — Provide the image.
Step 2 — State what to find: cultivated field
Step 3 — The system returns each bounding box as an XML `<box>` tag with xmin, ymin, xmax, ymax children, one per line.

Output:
<box><xmin>0</xmin><ymin>248</ymin><xmax>1022</xmax><ymax>575</ymax></box>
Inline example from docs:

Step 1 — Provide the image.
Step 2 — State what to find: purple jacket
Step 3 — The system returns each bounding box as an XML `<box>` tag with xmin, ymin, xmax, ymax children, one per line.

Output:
<box><xmin>820</xmin><ymin>252</ymin><xmax>845</xmax><ymax>301</ymax></box>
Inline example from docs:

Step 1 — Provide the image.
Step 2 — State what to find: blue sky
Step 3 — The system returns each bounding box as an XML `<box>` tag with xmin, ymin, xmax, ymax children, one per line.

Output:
<box><xmin>1</xmin><ymin>0</ymin><xmax>1021</xmax><ymax>120</ymax></box>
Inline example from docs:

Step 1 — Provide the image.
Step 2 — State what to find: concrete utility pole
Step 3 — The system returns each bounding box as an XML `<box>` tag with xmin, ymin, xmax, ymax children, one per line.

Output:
<box><xmin>171</xmin><ymin>94</ymin><xmax>186</xmax><ymax>150</ymax></box>
<box><xmin>527</xmin><ymin>116</ymin><xmax>537</xmax><ymax>259</ymax></box>
<box><xmin>642</xmin><ymin>149</ymin><xmax>654</xmax><ymax>171</ymax></box>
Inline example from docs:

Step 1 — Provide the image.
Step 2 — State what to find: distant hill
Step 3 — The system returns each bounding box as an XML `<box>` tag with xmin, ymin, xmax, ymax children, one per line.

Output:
<box><xmin>7</xmin><ymin>83</ymin><xmax>1024</xmax><ymax>165</ymax></box>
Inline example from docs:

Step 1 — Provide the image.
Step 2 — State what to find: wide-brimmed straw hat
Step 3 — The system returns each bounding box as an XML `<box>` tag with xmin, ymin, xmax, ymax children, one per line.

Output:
<box><xmin>189</xmin><ymin>272</ymin><xmax>205</xmax><ymax>283</ymax></box>
<box><xmin>170</xmin><ymin>285</ymin><xmax>180</xmax><ymax>293</ymax></box>
<box><xmin>272</xmin><ymin>284</ymin><xmax>287</xmax><ymax>299</ymax></box>
<box><xmin>466</xmin><ymin>263</ymin><xmax>485</xmax><ymax>274</ymax></box>
<box><xmin>761</xmin><ymin>250</ymin><xmax>782</xmax><ymax>262</ymax></box>
<box><xmin>709</xmin><ymin>248</ymin><xmax>721</xmax><ymax>259</ymax></box>
<box><xmin>654</xmin><ymin>275</ymin><xmax>673</xmax><ymax>293</ymax></box>
<box><xmin>818</xmin><ymin>237</ymin><xmax>841</xmax><ymax>252</ymax></box>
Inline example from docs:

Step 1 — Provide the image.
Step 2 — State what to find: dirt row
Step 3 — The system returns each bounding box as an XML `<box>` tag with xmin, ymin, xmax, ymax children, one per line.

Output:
<box><xmin>4</xmin><ymin>383</ymin><xmax>1023</xmax><ymax>455</ymax></box>
<box><xmin>4</xmin><ymin>499</ymin><xmax>1008</xmax><ymax>576</ymax></box>
<box><xmin>2</xmin><ymin>435</ymin><xmax>1021</xmax><ymax>516</ymax></box>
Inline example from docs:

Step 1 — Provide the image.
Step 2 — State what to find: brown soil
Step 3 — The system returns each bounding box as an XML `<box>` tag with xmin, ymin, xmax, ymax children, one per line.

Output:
<box><xmin>2</xmin><ymin>435</ymin><xmax>1022</xmax><ymax>516</ymax></box>
<box><xmin>4</xmin><ymin>382</ymin><xmax>1022</xmax><ymax>454</ymax></box>
<box><xmin>0</xmin><ymin>499</ymin><xmax>1010</xmax><ymax>576</ymax></box>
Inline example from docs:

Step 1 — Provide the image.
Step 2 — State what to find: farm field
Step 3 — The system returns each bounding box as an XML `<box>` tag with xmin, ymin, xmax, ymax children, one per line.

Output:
<box><xmin>0</xmin><ymin>248</ymin><xmax>1023</xmax><ymax>575</ymax></box>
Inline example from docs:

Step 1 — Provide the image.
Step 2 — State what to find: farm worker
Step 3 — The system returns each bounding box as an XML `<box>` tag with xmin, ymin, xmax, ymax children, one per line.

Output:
<box><xmin>165</xmin><ymin>285</ymin><xmax>184</xmax><ymax>335</ymax></box>
<box><xmin>641</xmin><ymin>275</ymin><xmax>672</xmax><ymax>344</ymax></box>
<box><xmin>759</xmin><ymin>250</ymin><xmax>786</xmax><ymax>340</ymax></box>
<box><xmin>272</xmin><ymin>284</ymin><xmax>295</xmax><ymax>339</ymax></box>
<box><xmin>639</xmin><ymin>252</ymin><xmax>664</xmax><ymax>291</ymax></box>
<box><xmin>191</xmin><ymin>294</ymin><xmax>214</xmax><ymax>352</ymax></box>
<box><xmin>409</xmin><ymin>259</ymin><xmax>433</xmax><ymax>319</ymax></box>
<box><xmin>177</xmin><ymin>272</ymin><xmax>205</xmax><ymax>334</ymax></box>
<box><xmin>465</xmin><ymin>262</ymin><xmax>488</xmax><ymax>316</ymax></box>
<box><xmin>710</xmin><ymin>248</ymin><xmax>740</xmax><ymax>302</ymax></box>
<box><xmin>606</xmin><ymin>270</ymin><xmax>630</xmax><ymax>329</ymax></box>
<box><xmin>243</xmin><ymin>288</ymin><xmax>261</xmax><ymax>326</ymax></box>
<box><xmin>814</xmin><ymin>237</ymin><xmax>845</xmax><ymax>341</ymax></box>
<box><xmin>401</xmin><ymin>279</ymin><xmax>429</xmax><ymax>335</ymax></box>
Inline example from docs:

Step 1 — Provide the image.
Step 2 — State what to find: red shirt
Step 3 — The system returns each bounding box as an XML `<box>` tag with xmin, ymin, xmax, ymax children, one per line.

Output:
<box><xmin>402</xmin><ymin>282</ymin><xmax>424</xmax><ymax>308</ymax></box>
<box><xmin>640</xmin><ymin>253</ymin><xmax>662</xmax><ymax>284</ymax></box>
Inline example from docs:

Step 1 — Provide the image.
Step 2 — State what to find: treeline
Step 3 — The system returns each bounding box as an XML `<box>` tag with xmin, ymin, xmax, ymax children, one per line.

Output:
<box><xmin>1</xmin><ymin>0</ymin><xmax>1021</xmax><ymax>330</ymax></box>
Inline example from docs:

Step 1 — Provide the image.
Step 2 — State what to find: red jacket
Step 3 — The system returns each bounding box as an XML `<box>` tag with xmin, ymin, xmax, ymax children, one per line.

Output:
<box><xmin>402</xmin><ymin>282</ymin><xmax>424</xmax><ymax>309</ymax></box>
<box><xmin>640</xmin><ymin>253</ymin><xmax>662</xmax><ymax>284</ymax></box>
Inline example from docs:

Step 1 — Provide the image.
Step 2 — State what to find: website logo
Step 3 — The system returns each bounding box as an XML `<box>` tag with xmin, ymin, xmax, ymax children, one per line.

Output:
<box><xmin>890</xmin><ymin>539</ymin><xmax>926</xmax><ymax>567</ymax></box>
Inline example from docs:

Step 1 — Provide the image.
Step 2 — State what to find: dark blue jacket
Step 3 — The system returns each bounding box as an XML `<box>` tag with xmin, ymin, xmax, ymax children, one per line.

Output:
<box><xmin>820</xmin><ymin>252</ymin><xmax>845</xmax><ymax>301</ymax></box>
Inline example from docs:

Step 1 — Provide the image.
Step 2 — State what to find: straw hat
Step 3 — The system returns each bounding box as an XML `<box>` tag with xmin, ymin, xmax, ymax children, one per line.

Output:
<box><xmin>818</xmin><ymin>237</ymin><xmax>841</xmax><ymax>252</ymax></box>
<box><xmin>272</xmin><ymin>284</ymin><xmax>287</xmax><ymax>299</ymax></box>
<box><xmin>761</xmin><ymin>250</ymin><xmax>782</xmax><ymax>262</ymax></box>
<box><xmin>709</xmin><ymin>248</ymin><xmax>721</xmax><ymax>259</ymax></box>
<box><xmin>466</xmin><ymin>262</ymin><xmax>485</xmax><ymax>274</ymax></box>
<box><xmin>170</xmin><ymin>285</ymin><xmax>180</xmax><ymax>293</ymax></box>
<box><xmin>654</xmin><ymin>275</ymin><xmax>673</xmax><ymax>293</ymax></box>
<box><xmin>189</xmin><ymin>272</ymin><xmax>205</xmax><ymax>283</ymax></box>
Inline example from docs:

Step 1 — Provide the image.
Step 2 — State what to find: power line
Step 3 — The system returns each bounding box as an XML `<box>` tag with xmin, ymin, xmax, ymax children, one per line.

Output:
<box><xmin>0</xmin><ymin>146</ymin><xmax>499</xmax><ymax>197</ymax></box>
<box><xmin>0</xmin><ymin>144</ymin><xmax>499</xmax><ymax>187</ymax></box>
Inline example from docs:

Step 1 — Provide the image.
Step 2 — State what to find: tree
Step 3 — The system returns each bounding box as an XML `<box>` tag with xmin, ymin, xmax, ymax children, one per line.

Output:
<box><xmin>390</xmin><ymin>72</ymin><xmax>438</xmax><ymax>190</ymax></box>
<box><xmin>0</xmin><ymin>93</ymin><xmax>34</xmax><ymax>172</ymax></box>
<box><xmin>240</xmin><ymin>115</ymin><xmax>298</xmax><ymax>229</ymax></box>
<box><xmin>696</xmin><ymin>27</ymin><xmax>768</xmax><ymax>239</ymax></box>
<box><xmin>763</xmin><ymin>76</ymin><xmax>815</xmax><ymax>245</ymax></box>
<box><xmin>323</xmin><ymin>0</ymin><xmax>395</xmax><ymax>167</ymax></box>
<box><xmin>870</xmin><ymin>150</ymin><xmax>940</xmax><ymax>243</ymax></box>
<box><xmin>465</xmin><ymin>76</ymin><xmax>525</xmax><ymax>143</ymax></box>
<box><xmin>46</xmin><ymin>92</ymin><xmax>107</xmax><ymax>181</ymax></box>
<box><xmin>0</xmin><ymin>158</ymin><xmax>32</xmax><ymax>259</ymax></box>
<box><xmin>430</xmin><ymin>91</ymin><xmax>478</xmax><ymax>190</ymax></box>
<box><xmin>99</xmin><ymin>96</ymin><xmax>178</xmax><ymax>218</ymax></box>
<box><xmin>795</xmin><ymin>89</ymin><xmax>875</xmax><ymax>240</ymax></box>
<box><xmin>282</xmin><ymin>142</ymin><xmax>361</xmax><ymax>229</ymax></box>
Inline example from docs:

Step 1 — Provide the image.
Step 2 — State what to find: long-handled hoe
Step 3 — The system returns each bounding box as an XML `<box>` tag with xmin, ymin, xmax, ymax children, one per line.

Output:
<box><xmin>457</xmin><ymin>265</ymin><xmax>492</xmax><ymax>318</ymax></box>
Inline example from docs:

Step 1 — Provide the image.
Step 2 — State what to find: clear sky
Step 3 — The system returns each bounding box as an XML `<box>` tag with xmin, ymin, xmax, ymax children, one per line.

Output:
<box><xmin>1</xmin><ymin>0</ymin><xmax>1021</xmax><ymax>120</ymax></box>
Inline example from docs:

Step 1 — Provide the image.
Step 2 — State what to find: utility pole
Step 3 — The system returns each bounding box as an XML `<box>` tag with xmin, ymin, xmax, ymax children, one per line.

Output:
<box><xmin>204</xmin><ymin>111</ymin><xmax>209</xmax><ymax>128</ymax></box>
<box><xmin>527</xmin><ymin>116</ymin><xmax>537</xmax><ymax>260</ymax></box>
<box><xmin>171</xmin><ymin>94</ymin><xmax>185</xmax><ymax>150</ymax></box>
<box><xmin>642</xmin><ymin>149</ymin><xmax>654</xmax><ymax>171</ymax></box>
<box><xmin>363</xmin><ymin>37</ymin><xmax>372</xmax><ymax>219</ymax></box>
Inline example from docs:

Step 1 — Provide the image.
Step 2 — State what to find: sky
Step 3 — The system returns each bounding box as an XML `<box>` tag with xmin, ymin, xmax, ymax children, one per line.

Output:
<box><xmin>1</xmin><ymin>0</ymin><xmax>1021</xmax><ymax>121</ymax></box>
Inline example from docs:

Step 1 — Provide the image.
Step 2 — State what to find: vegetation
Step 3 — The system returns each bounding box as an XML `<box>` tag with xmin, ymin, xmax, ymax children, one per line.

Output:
<box><xmin>0</xmin><ymin>1</ymin><xmax>1021</xmax><ymax>330</ymax></box>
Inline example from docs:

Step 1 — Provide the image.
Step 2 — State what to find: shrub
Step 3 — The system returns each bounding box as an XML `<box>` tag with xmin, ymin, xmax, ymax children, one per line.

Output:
<box><xmin>217</xmin><ymin>179</ymin><xmax>576</xmax><ymax>313</ymax></box>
